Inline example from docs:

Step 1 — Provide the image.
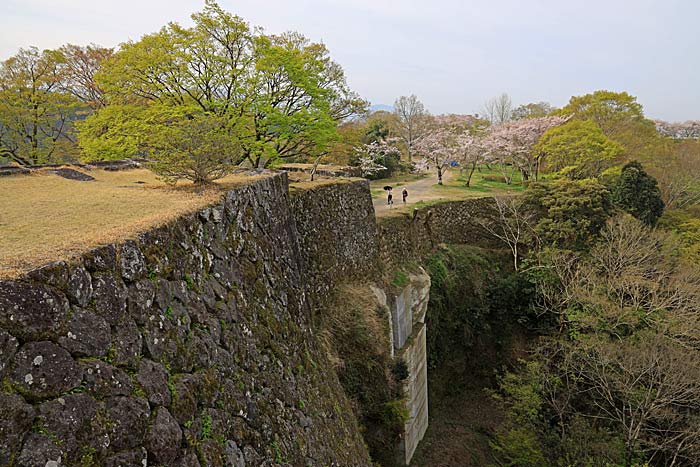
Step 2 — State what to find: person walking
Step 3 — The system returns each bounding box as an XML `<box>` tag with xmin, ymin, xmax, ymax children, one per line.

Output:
<box><xmin>387</xmin><ymin>190</ymin><xmax>393</xmax><ymax>207</ymax></box>
<box><xmin>402</xmin><ymin>188</ymin><xmax>408</xmax><ymax>204</ymax></box>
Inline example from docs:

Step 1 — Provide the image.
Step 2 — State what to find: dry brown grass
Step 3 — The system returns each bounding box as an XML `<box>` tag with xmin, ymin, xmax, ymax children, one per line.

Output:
<box><xmin>289</xmin><ymin>176</ymin><xmax>361</xmax><ymax>191</ymax></box>
<box><xmin>0</xmin><ymin>168</ymin><xmax>268</xmax><ymax>278</ymax></box>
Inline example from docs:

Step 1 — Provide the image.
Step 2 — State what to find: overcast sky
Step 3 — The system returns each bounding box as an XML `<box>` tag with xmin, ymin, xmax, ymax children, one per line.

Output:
<box><xmin>2</xmin><ymin>0</ymin><xmax>698</xmax><ymax>121</ymax></box>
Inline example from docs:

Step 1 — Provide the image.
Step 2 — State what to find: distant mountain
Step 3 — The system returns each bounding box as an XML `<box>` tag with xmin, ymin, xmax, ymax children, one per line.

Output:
<box><xmin>369</xmin><ymin>104</ymin><xmax>393</xmax><ymax>113</ymax></box>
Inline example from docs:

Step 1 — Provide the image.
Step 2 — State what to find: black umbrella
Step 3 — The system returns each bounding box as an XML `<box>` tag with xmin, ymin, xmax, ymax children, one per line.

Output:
<box><xmin>383</xmin><ymin>185</ymin><xmax>393</xmax><ymax>191</ymax></box>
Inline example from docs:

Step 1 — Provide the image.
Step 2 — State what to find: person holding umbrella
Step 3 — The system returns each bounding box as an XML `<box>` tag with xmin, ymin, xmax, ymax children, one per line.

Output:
<box><xmin>384</xmin><ymin>185</ymin><xmax>393</xmax><ymax>207</ymax></box>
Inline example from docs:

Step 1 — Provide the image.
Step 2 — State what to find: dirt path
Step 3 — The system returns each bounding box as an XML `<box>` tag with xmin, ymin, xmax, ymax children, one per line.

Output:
<box><xmin>373</xmin><ymin>169</ymin><xmax>453</xmax><ymax>215</ymax></box>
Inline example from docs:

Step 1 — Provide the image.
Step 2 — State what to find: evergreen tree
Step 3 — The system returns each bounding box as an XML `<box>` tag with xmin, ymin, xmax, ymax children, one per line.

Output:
<box><xmin>612</xmin><ymin>161</ymin><xmax>665</xmax><ymax>226</ymax></box>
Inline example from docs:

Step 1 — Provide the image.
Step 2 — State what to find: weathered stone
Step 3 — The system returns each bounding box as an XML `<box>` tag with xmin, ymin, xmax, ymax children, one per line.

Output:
<box><xmin>188</xmin><ymin>328</ymin><xmax>219</xmax><ymax>370</ymax></box>
<box><xmin>225</xmin><ymin>440</ymin><xmax>246</xmax><ymax>467</ymax></box>
<box><xmin>37</xmin><ymin>393</ymin><xmax>102</xmax><ymax>458</ymax></box>
<box><xmin>84</xmin><ymin>244</ymin><xmax>117</xmax><ymax>272</ymax></box>
<box><xmin>173</xmin><ymin>450</ymin><xmax>201</xmax><ymax>467</ymax></box>
<box><xmin>105</xmin><ymin>396</ymin><xmax>150</xmax><ymax>451</ymax></box>
<box><xmin>127</xmin><ymin>279</ymin><xmax>155</xmax><ymax>326</ymax></box>
<box><xmin>0</xmin><ymin>394</ymin><xmax>35</xmax><ymax>464</ymax></box>
<box><xmin>47</xmin><ymin>167</ymin><xmax>95</xmax><ymax>181</ymax></box>
<box><xmin>154</xmin><ymin>278</ymin><xmax>173</xmax><ymax>311</ymax></box>
<box><xmin>136</xmin><ymin>359</ymin><xmax>171</xmax><ymax>407</ymax></box>
<box><xmin>81</xmin><ymin>360</ymin><xmax>133</xmax><ymax>398</ymax></box>
<box><xmin>110</xmin><ymin>318</ymin><xmax>142</xmax><ymax>367</ymax></box>
<box><xmin>0</xmin><ymin>329</ymin><xmax>18</xmax><ymax>377</ymax></box>
<box><xmin>169</xmin><ymin>374</ymin><xmax>199</xmax><ymax>425</ymax></box>
<box><xmin>0</xmin><ymin>174</ymin><xmax>382</xmax><ymax>466</ymax></box>
<box><xmin>26</xmin><ymin>261</ymin><xmax>69</xmax><ymax>288</ymax></box>
<box><xmin>58</xmin><ymin>309</ymin><xmax>111</xmax><ymax>357</ymax></box>
<box><xmin>0</xmin><ymin>281</ymin><xmax>68</xmax><ymax>341</ymax></box>
<box><xmin>119</xmin><ymin>240</ymin><xmax>146</xmax><ymax>282</ymax></box>
<box><xmin>92</xmin><ymin>273</ymin><xmax>127</xmax><ymax>326</ymax></box>
<box><xmin>11</xmin><ymin>341</ymin><xmax>82</xmax><ymax>400</ymax></box>
<box><xmin>142</xmin><ymin>301</ymin><xmax>191</xmax><ymax>372</ymax></box>
<box><xmin>145</xmin><ymin>407</ymin><xmax>181</xmax><ymax>464</ymax></box>
<box><xmin>198</xmin><ymin>439</ymin><xmax>228</xmax><ymax>467</ymax></box>
<box><xmin>103</xmin><ymin>447</ymin><xmax>148</xmax><ymax>467</ymax></box>
<box><xmin>16</xmin><ymin>433</ymin><xmax>64</xmax><ymax>467</ymax></box>
<box><xmin>66</xmin><ymin>265</ymin><xmax>92</xmax><ymax>307</ymax></box>
<box><xmin>243</xmin><ymin>445</ymin><xmax>263</xmax><ymax>466</ymax></box>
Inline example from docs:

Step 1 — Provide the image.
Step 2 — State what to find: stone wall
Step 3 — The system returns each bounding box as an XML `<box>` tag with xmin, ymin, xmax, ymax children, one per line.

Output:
<box><xmin>0</xmin><ymin>169</ymin><xmax>512</xmax><ymax>467</ymax></box>
<box><xmin>289</xmin><ymin>179</ymin><xmax>380</xmax><ymax>307</ymax></box>
<box><xmin>377</xmin><ymin>198</ymin><xmax>502</xmax><ymax>270</ymax></box>
<box><xmin>0</xmin><ymin>173</ymin><xmax>372</xmax><ymax>467</ymax></box>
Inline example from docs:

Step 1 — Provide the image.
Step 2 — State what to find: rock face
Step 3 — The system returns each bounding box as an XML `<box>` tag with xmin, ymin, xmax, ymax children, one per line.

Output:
<box><xmin>0</xmin><ymin>173</ymin><xmax>373</xmax><ymax>466</ymax></box>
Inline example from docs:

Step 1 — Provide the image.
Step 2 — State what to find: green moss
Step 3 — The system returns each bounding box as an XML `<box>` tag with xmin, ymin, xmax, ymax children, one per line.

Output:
<box><xmin>184</xmin><ymin>274</ymin><xmax>195</xmax><ymax>290</ymax></box>
<box><xmin>80</xmin><ymin>446</ymin><xmax>97</xmax><ymax>466</ymax></box>
<box><xmin>1</xmin><ymin>378</ymin><xmax>14</xmax><ymax>394</ymax></box>
<box><xmin>271</xmin><ymin>437</ymin><xmax>283</xmax><ymax>463</ymax></box>
<box><xmin>391</xmin><ymin>270</ymin><xmax>409</xmax><ymax>288</ymax></box>
<box><xmin>381</xmin><ymin>399</ymin><xmax>410</xmax><ymax>430</ymax></box>
<box><xmin>201</xmin><ymin>412</ymin><xmax>212</xmax><ymax>440</ymax></box>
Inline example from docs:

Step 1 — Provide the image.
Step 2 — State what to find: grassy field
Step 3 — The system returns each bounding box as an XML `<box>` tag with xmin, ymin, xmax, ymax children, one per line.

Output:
<box><xmin>373</xmin><ymin>166</ymin><xmax>527</xmax><ymax>218</ymax></box>
<box><xmin>0</xmin><ymin>168</ymin><xmax>266</xmax><ymax>278</ymax></box>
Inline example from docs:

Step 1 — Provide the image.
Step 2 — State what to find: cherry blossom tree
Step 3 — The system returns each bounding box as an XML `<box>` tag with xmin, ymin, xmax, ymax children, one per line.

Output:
<box><xmin>655</xmin><ymin>120</ymin><xmax>700</xmax><ymax>139</ymax></box>
<box><xmin>454</xmin><ymin>133</ymin><xmax>488</xmax><ymax>187</ymax></box>
<box><xmin>414</xmin><ymin>124</ymin><xmax>455</xmax><ymax>184</ymax></box>
<box><xmin>481</xmin><ymin>116</ymin><xmax>569</xmax><ymax>183</ymax></box>
<box><xmin>414</xmin><ymin>114</ymin><xmax>490</xmax><ymax>185</ymax></box>
<box><xmin>352</xmin><ymin>138</ymin><xmax>401</xmax><ymax>178</ymax></box>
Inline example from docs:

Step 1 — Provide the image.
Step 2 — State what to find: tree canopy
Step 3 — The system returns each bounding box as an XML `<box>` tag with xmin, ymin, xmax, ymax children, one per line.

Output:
<box><xmin>78</xmin><ymin>0</ymin><xmax>365</xmax><ymax>173</ymax></box>
<box><xmin>536</xmin><ymin>119</ymin><xmax>623</xmax><ymax>178</ymax></box>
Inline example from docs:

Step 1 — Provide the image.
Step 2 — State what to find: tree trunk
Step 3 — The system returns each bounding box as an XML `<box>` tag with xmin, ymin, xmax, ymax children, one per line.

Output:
<box><xmin>437</xmin><ymin>166</ymin><xmax>443</xmax><ymax>185</ymax></box>
<box><xmin>310</xmin><ymin>154</ymin><xmax>323</xmax><ymax>181</ymax></box>
<box><xmin>466</xmin><ymin>161</ymin><xmax>477</xmax><ymax>187</ymax></box>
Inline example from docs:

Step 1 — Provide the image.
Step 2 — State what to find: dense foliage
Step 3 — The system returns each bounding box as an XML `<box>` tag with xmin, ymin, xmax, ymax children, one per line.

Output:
<box><xmin>536</xmin><ymin>119</ymin><xmax>623</xmax><ymax>178</ymax></box>
<box><xmin>77</xmin><ymin>1</ymin><xmax>364</xmax><ymax>181</ymax></box>
<box><xmin>612</xmin><ymin>161</ymin><xmax>665</xmax><ymax>226</ymax></box>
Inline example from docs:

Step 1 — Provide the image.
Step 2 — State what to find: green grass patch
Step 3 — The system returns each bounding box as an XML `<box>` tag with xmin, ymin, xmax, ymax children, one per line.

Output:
<box><xmin>392</xmin><ymin>270</ymin><xmax>409</xmax><ymax>288</ymax></box>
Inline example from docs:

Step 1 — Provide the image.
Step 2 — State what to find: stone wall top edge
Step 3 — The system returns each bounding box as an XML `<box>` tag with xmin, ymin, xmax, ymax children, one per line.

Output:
<box><xmin>3</xmin><ymin>172</ymin><xmax>289</xmax><ymax>285</ymax></box>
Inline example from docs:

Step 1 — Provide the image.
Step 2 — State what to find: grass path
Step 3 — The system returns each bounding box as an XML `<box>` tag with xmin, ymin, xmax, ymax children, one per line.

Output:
<box><xmin>371</xmin><ymin>166</ymin><xmax>526</xmax><ymax>218</ymax></box>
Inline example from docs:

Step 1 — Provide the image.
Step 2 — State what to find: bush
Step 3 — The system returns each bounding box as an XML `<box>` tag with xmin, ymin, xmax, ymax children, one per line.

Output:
<box><xmin>147</xmin><ymin>113</ymin><xmax>242</xmax><ymax>185</ymax></box>
<box><xmin>482</xmin><ymin>174</ymin><xmax>509</xmax><ymax>183</ymax></box>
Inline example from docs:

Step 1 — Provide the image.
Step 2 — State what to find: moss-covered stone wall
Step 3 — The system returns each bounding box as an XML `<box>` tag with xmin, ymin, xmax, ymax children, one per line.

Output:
<box><xmin>289</xmin><ymin>179</ymin><xmax>380</xmax><ymax>308</ymax></box>
<box><xmin>0</xmin><ymin>169</ymin><xmax>515</xmax><ymax>467</ymax></box>
<box><xmin>377</xmin><ymin>198</ymin><xmax>503</xmax><ymax>270</ymax></box>
<box><xmin>0</xmin><ymin>173</ymin><xmax>372</xmax><ymax>467</ymax></box>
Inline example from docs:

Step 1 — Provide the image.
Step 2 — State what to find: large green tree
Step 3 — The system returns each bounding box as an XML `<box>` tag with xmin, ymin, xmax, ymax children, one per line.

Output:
<box><xmin>557</xmin><ymin>90</ymin><xmax>661</xmax><ymax>161</ymax></box>
<box><xmin>79</xmin><ymin>0</ymin><xmax>365</xmax><ymax>169</ymax></box>
<box><xmin>557</xmin><ymin>90</ymin><xmax>645</xmax><ymax>134</ymax></box>
<box><xmin>536</xmin><ymin>119</ymin><xmax>623</xmax><ymax>178</ymax></box>
<box><xmin>0</xmin><ymin>47</ymin><xmax>82</xmax><ymax>165</ymax></box>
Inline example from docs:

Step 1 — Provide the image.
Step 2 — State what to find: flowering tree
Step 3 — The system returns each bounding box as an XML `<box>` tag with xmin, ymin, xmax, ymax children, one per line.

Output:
<box><xmin>482</xmin><ymin>116</ymin><xmax>569</xmax><ymax>183</ymax></box>
<box><xmin>414</xmin><ymin>123</ymin><xmax>457</xmax><ymax>184</ymax></box>
<box><xmin>415</xmin><ymin>114</ymin><xmax>489</xmax><ymax>185</ymax></box>
<box><xmin>655</xmin><ymin>120</ymin><xmax>700</xmax><ymax>139</ymax></box>
<box><xmin>454</xmin><ymin>133</ymin><xmax>487</xmax><ymax>187</ymax></box>
<box><xmin>352</xmin><ymin>139</ymin><xmax>401</xmax><ymax>178</ymax></box>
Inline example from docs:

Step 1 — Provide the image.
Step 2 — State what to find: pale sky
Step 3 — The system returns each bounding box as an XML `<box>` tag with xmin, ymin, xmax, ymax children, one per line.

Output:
<box><xmin>2</xmin><ymin>0</ymin><xmax>699</xmax><ymax>121</ymax></box>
